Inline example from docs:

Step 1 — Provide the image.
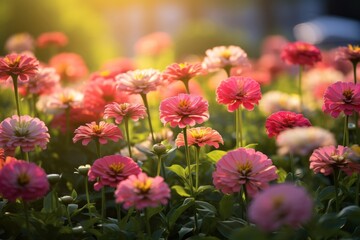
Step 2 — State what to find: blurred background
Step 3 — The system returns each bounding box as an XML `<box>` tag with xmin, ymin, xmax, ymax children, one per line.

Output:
<box><xmin>1</xmin><ymin>0</ymin><xmax>360</xmax><ymax>70</ymax></box>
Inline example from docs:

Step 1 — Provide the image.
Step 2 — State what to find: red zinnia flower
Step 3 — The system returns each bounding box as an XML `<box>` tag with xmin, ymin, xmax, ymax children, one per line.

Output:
<box><xmin>159</xmin><ymin>94</ymin><xmax>209</xmax><ymax>128</ymax></box>
<box><xmin>0</xmin><ymin>53</ymin><xmax>39</xmax><ymax>82</ymax></box>
<box><xmin>175</xmin><ymin>127</ymin><xmax>223</xmax><ymax>148</ymax></box>
<box><xmin>115</xmin><ymin>172</ymin><xmax>171</xmax><ymax>210</ymax></box>
<box><xmin>322</xmin><ymin>81</ymin><xmax>360</xmax><ymax>118</ymax></box>
<box><xmin>213</xmin><ymin>148</ymin><xmax>278</xmax><ymax>197</ymax></box>
<box><xmin>216</xmin><ymin>76</ymin><xmax>262</xmax><ymax>112</ymax></box>
<box><xmin>104</xmin><ymin>102</ymin><xmax>147</xmax><ymax>124</ymax></box>
<box><xmin>73</xmin><ymin>121</ymin><xmax>123</xmax><ymax>146</ymax></box>
<box><xmin>281</xmin><ymin>41</ymin><xmax>321</xmax><ymax>66</ymax></box>
<box><xmin>88</xmin><ymin>154</ymin><xmax>141</xmax><ymax>191</ymax></box>
<box><xmin>265</xmin><ymin>111</ymin><xmax>312</xmax><ymax>138</ymax></box>
<box><xmin>36</xmin><ymin>31</ymin><xmax>68</xmax><ymax>48</ymax></box>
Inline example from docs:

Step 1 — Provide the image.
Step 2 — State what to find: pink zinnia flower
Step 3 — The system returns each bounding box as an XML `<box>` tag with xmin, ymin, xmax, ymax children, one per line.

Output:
<box><xmin>116</xmin><ymin>69</ymin><xmax>161</xmax><ymax>95</ymax></box>
<box><xmin>159</xmin><ymin>93</ymin><xmax>209</xmax><ymax>128</ymax></box>
<box><xmin>248</xmin><ymin>183</ymin><xmax>313</xmax><ymax>232</ymax></box>
<box><xmin>88</xmin><ymin>155</ymin><xmax>141</xmax><ymax>191</ymax></box>
<box><xmin>115</xmin><ymin>172</ymin><xmax>170</xmax><ymax>210</ymax></box>
<box><xmin>83</xmin><ymin>79</ymin><xmax>130</xmax><ymax>115</ymax></box>
<box><xmin>0</xmin><ymin>53</ymin><xmax>39</xmax><ymax>82</ymax></box>
<box><xmin>281</xmin><ymin>41</ymin><xmax>322</xmax><ymax>66</ymax></box>
<box><xmin>216</xmin><ymin>76</ymin><xmax>262</xmax><ymax>112</ymax></box>
<box><xmin>265</xmin><ymin>111</ymin><xmax>312</xmax><ymax>138</ymax></box>
<box><xmin>310</xmin><ymin>145</ymin><xmax>360</xmax><ymax>176</ymax></box>
<box><xmin>44</xmin><ymin>88</ymin><xmax>84</xmax><ymax>114</ymax></box>
<box><xmin>73</xmin><ymin>121</ymin><xmax>123</xmax><ymax>146</ymax></box>
<box><xmin>5</xmin><ymin>33</ymin><xmax>35</xmax><ymax>53</ymax></box>
<box><xmin>162</xmin><ymin>62</ymin><xmax>204</xmax><ymax>84</ymax></box>
<box><xmin>0</xmin><ymin>115</ymin><xmax>50</xmax><ymax>152</ymax></box>
<box><xmin>212</xmin><ymin>148</ymin><xmax>278</xmax><ymax>197</ymax></box>
<box><xmin>322</xmin><ymin>81</ymin><xmax>360</xmax><ymax>118</ymax></box>
<box><xmin>0</xmin><ymin>160</ymin><xmax>49</xmax><ymax>201</ymax></box>
<box><xmin>134</xmin><ymin>32</ymin><xmax>173</xmax><ymax>56</ymax></box>
<box><xmin>175</xmin><ymin>127</ymin><xmax>223</xmax><ymax>148</ymax></box>
<box><xmin>49</xmin><ymin>53</ymin><xmax>88</xmax><ymax>83</ymax></box>
<box><xmin>0</xmin><ymin>156</ymin><xmax>17</xmax><ymax>170</ymax></box>
<box><xmin>336</xmin><ymin>45</ymin><xmax>360</xmax><ymax>64</ymax></box>
<box><xmin>104</xmin><ymin>102</ymin><xmax>147</xmax><ymax>124</ymax></box>
<box><xmin>36</xmin><ymin>31</ymin><xmax>68</xmax><ymax>48</ymax></box>
<box><xmin>202</xmin><ymin>45</ymin><xmax>249</xmax><ymax>72</ymax></box>
<box><xmin>18</xmin><ymin>66</ymin><xmax>60</xmax><ymax>96</ymax></box>
<box><xmin>259</xmin><ymin>91</ymin><xmax>301</xmax><ymax>115</ymax></box>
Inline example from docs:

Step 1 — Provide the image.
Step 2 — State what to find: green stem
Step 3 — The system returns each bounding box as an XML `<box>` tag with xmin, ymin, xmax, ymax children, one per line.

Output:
<box><xmin>298</xmin><ymin>65</ymin><xmax>303</xmax><ymax>112</ymax></box>
<box><xmin>95</xmin><ymin>140</ymin><xmax>102</xmax><ymax>159</ymax></box>
<box><xmin>195</xmin><ymin>146</ymin><xmax>200</xmax><ymax>190</ymax></box>
<box><xmin>183</xmin><ymin>127</ymin><xmax>194</xmax><ymax>196</ymax></box>
<box><xmin>141</xmin><ymin>94</ymin><xmax>155</xmax><ymax>143</ymax></box>
<box><xmin>353</xmin><ymin>62</ymin><xmax>359</xmax><ymax>143</ymax></box>
<box><xmin>156</xmin><ymin>155</ymin><xmax>162</xmax><ymax>176</ymax></box>
<box><xmin>242</xmin><ymin>185</ymin><xmax>248</xmax><ymax>221</ymax></box>
<box><xmin>85</xmin><ymin>176</ymin><xmax>92</xmax><ymax>219</ymax></box>
<box><xmin>66</xmin><ymin>205</ymin><xmax>73</xmax><ymax>227</ymax></box>
<box><xmin>116</xmin><ymin>204</ymin><xmax>121</xmax><ymax>225</ymax></box>
<box><xmin>356</xmin><ymin>174</ymin><xmax>360</xmax><ymax>206</ymax></box>
<box><xmin>161</xmin><ymin>156</ymin><xmax>167</xmax><ymax>181</ymax></box>
<box><xmin>65</xmin><ymin>107</ymin><xmax>70</xmax><ymax>147</ymax></box>
<box><xmin>144</xmin><ymin>209</ymin><xmax>151</xmax><ymax>237</ymax></box>
<box><xmin>124</xmin><ymin>119</ymin><xmax>133</xmax><ymax>158</ymax></box>
<box><xmin>289</xmin><ymin>153</ymin><xmax>295</xmax><ymax>181</ymax></box>
<box><xmin>32</xmin><ymin>95</ymin><xmax>39</xmax><ymax>118</ymax></box>
<box><xmin>343</xmin><ymin>115</ymin><xmax>349</xmax><ymax>147</ymax></box>
<box><xmin>23</xmin><ymin>201</ymin><xmax>30</xmax><ymax>233</ymax></box>
<box><xmin>333</xmin><ymin>169</ymin><xmax>340</xmax><ymax>212</ymax></box>
<box><xmin>183</xmin><ymin>79</ymin><xmax>190</xmax><ymax>94</ymax></box>
<box><xmin>224</xmin><ymin>65</ymin><xmax>231</xmax><ymax>77</ymax></box>
<box><xmin>235</xmin><ymin>107</ymin><xmax>243</xmax><ymax>148</ymax></box>
<box><xmin>12</xmin><ymin>74</ymin><xmax>21</xmax><ymax>117</ymax></box>
<box><xmin>101</xmin><ymin>187</ymin><xmax>106</xmax><ymax>220</ymax></box>
<box><xmin>352</xmin><ymin>61</ymin><xmax>358</xmax><ymax>84</ymax></box>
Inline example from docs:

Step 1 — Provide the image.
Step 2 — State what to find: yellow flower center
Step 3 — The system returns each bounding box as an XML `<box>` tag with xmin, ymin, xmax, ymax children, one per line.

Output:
<box><xmin>342</xmin><ymin>89</ymin><xmax>353</xmax><ymax>103</ymax></box>
<box><xmin>237</xmin><ymin>161</ymin><xmax>252</xmax><ymax>176</ymax></box>
<box><xmin>14</xmin><ymin>120</ymin><xmax>31</xmax><ymax>137</ymax></box>
<box><xmin>348</xmin><ymin>45</ymin><xmax>360</xmax><ymax>53</ymax></box>
<box><xmin>178</xmin><ymin>99</ymin><xmax>190</xmax><ymax>108</ymax></box>
<box><xmin>5</xmin><ymin>56</ymin><xmax>21</xmax><ymax>68</ymax></box>
<box><xmin>134</xmin><ymin>72</ymin><xmax>144</xmax><ymax>80</ymax></box>
<box><xmin>189</xmin><ymin>128</ymin><xmax>207</xmax><ymax>139</ymax></box>
<box><xmin>134</xmin><ymin>179</ymin><xmax>152</xmax><ymax>193</ymax></box>
<box><xmin>221</xmin><ymin>49</ymin><xmax>232</xmax><ymax>59</ymax></box>
<box><xmin>100</xmin><ymin>70</ymin><xmax>110</xmax><ymax>77</ymax></box>
<box><xmin>120</xmin><ymin>103</ymin><xmax>129</xmax><ymax>110</ymax></box>
<box><xmin>17</xmin><ymin>172</ymin><xmax>30</xmax><ymax>186</ymax></box>
<box><xmin>109</xmin><ymin>163</ymin><xmax>125</xmax><ymax>174</ymax></box>
<box><xmin>179</xmin><ymin>63</ymin><xmax>188</xmax><ymax>69</ymax></box>
<box><xmin>272</xmin><ymin>195</ymin><xmax>284</xmax><ymax>209</ymax></box>
<box><xmin>91</xmin><ymin>124</ymin><xmax>103</xmax><ymax>134</ymax></box>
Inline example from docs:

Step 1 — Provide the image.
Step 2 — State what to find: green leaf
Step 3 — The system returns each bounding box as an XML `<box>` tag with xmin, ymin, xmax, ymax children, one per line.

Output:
<box><xmin>196</xmin><ymin>200</ymin><xmax>217</xmax><ymax>216</ymax></box>
<box><xmin>172</xmin><ymin>185</ymin><xmax>191</xmax><ymax>197</ymax></box>
<box><xmin>317</xmin><ymin>186</ymin><xmax>336</xmax><ymax>201</ymax></box>
<box><xmin>217</xmin><ymin>218</ymin><xmax>247</xmax><ymax>239</ymax></box>
<box><xmin>146</xmin><ymin>206</ymin><xmax>163</xmax><ymax>220</ymax></box>
<box><xmin>167</xmin><ymin>164</ymin><xmax>186</xmax><ymax>180</ymax></box>
<box><xmin>318</xmin><ymin>213</ymin><xmax>346</xmax><ymax>230</ymax></box>
<box><xmin>276</xmin><ymin>168</ymin><xmax>287</xmax><ymax>183</ymax></box>
<box><xmin>179</xmin><ymin>226</ymin><xmax>193</xmax><ymax>240</ymax></box>
<box><xmin>187</xmin><ymin>236</ymin><xmax>220</xmax><ymax>240</ymax></box>
<box><xmin>207</xmin><ymin>150</ymin><xmax>227</xmax><ymax>163</ymax></box>
<box><xmin>168</xmin><ymin>198</ymin><xmax>195</xmax><ymax>230</ymax></box>
<box><xmin>67</xmin><ymin>204</ymin><xmax>78</xmax><ymax>215</ymax></box>
<box><xmin>71</xmin><ymin>189</ymin><xmax>77</xmax><ymax>200</ymax></box>
<box><xmin>244</xmin><ymin>143</ymin><xmax>258</xmax><ymax>149</ymax></box>
<box><xmin>219</xmin><ymin>194</ymin><xmax>234</xmax><ymax>219</ymax></box>
<box><xmin>196</xmin><ymin>185</ymin><xmax>215</xmax><ymax>195</ymax></box>
<box><xmin>229</xmin><ymin>226</ymin><xmax>267</xmax><ymax>240</ymax></box>
<box><xmin>338</xmin><ymin>205</ymin><xmax>360</xmax><ymax>225</ymax></box>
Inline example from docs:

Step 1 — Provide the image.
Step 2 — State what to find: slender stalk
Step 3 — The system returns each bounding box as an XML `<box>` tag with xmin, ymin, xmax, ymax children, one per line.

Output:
<box><xmin>333</xmin><ymin>169</ymin><xmax>340</xmax><ymax>212</ymax></box>
<box><xmin>156</xmin><ymin>155</ymin><xmax>162</xmax><ymax>176</ymax></box>
<box><xmin>25</xmin><ymin>152</ymin><xmax>30</xmax><ymax>162</ymax></box>
<box><xmin>195</xmin><ymin>146</ymin><xmax>200</xmax><ymax>190</ymax></box>
<box><xmin>224</xmin><ymin>66</ymin><xmax>231</xmax><ymax>77</ymax></box>
<box><xmin>95</xmin><ymin>140</ymin><xmax>102</xmax><ymax>159</ymax></box>
<box><xmin>32</xmin><ymin>95</ymin><xmax>39</xmax><ymax>118</ymax></box>
<box><xmin>124</xmin><ymin>119</ymin><xmax>133</xmax><ymax>158</ymax></box>
<box><xmin>84</xmin><ymin>176</ymin><xmax>92</xmax><ymax>219</ymax></box>
<box><xmin>101</xmin><ymin>187</ymin><xmax>106</xmax><ymax>220</ymax></box>
<box><xmin>116</xmin><ymin>204</ymin><xmax>121</xmax><ymax>225</ymax></box>
<box><xmin>12</xmin><ymin>74</ymin><xmax>21</xmax><ymax>117</ymax></box>
<box><xmin>144</xmin><ymin>209</ymin><xmax>151</xmax><ymax>237</ymax></box>
<box><xmin>343</xmin><ymin>115</ymin><xmax>349</xmax><ymax>147</ymax></box>
<box><xmin>352</xmin><ymin>61</ymin><xmax>357</xmax><ymax>84</ymax></box>
<box><xmin>65</xmin><ymin>107</ymin><xmax>70</xmax><ymax>147</ymax></box>
<box><xmin>66</xmin><ymin>205</ymin><xmax>73</xmax><ymax>227</ymax></box>
<box><xmin>289</xmin><ymin>153</ymin><xmax>295</xmax><ymax>181</ymax></box>
<box><xmin>242</xmin><ymin>185</ymin><xmax>248</xmax><ymax>221</ymax></box>
<box><xmin>352</xmin><ymin>62</ymin><xmax>359</xmax><ymax>143</ymax></box>
<box><xmin>23</xmin><ymin>201</ymin><xmax>30</xmax><ymax>233</ymax></box>
<box><xmin>183</xmin><ymin>127</ymin><xmax>194</xmax><ymax>195</ymax></box>
<box><xmin>356</xmin><ymin>174</ymin><xmax>360</xmax><ymax>206</ymax></box>
<box><xmin>236</xmin><ymin>107</ymin><xmax>243</xmax><ymax>148</ymax></box>
<box><xmin>298</xmin><ymin>65</ymin><xmax>303</xmax><ymax>112</ymax></box>
<box><xmin>141</xmin><ymin>94</ymin><xmax>155</xmax><ymax>143</ymax></box>
<box><xmin>183</xmin><ymin>79</ymin><xmax>190</xmax><ymax>94</ymax></box>
<box><xmin>161</xmin><ymin>156</ymin><xmax>167</xmax><ymax>181</ymax></box>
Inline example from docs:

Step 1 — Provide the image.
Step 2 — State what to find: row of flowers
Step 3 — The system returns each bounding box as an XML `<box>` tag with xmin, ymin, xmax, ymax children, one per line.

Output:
<box><xmin>0</xmin><ymin>31</ymin><xmax>360</xmax><ymax>239</ymax></box>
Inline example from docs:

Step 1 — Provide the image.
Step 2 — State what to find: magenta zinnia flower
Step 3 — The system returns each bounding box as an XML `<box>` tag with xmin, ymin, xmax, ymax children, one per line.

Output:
<box><xmin>310</xmin><ymin>145</ymin><xmax>360</xmax><ymax>176</ymax></box>
<box><xmin>175</xmin><ymin>127</ymin><xmax>223</xmax><ymax>148</ymax></box>
<box><xmin>248</xmin><ymin>183</ymin><xmax>313</xmax><ymax>232</ymax></box>
<box><xmin>159</xmin><ymin>93</ymin><xmax>209</xmax><ymax>128</ymax></box>
<box><xmin>0</xmin><ymin>53</ymin><xmax>39</xmax><ymax>82</ymax></box>
<box><xmin>202</xmin><ymin>45</ymin><xmax>249</xmax><ymax>72</ymax></box>
<box><xmin>216</xmin><ymin>76</ymin><xmax>262</xmax><ymax>112</ymax></box>
<box><xmin>162</xmin><ymin>62</ymin><xmax>204</xmax><ymax>84</ymax></box>
<box><xmin>265</xmin><ymin>111</ymin><xmax>312</xmax><ymax>138</ymax></box>
<box><xmin>73</xmin><ymin>121</ymin><xmax>123</xmax><ymax>146</ymax></box>
<box><xmin>322</xmin><ymin>81</ymin><xmax>360</xmax><ymax>118</ymax></box>
<box><xmin>88</xmin><ymin>154</ymin><xmax>141</xmax><ymax>191</ymax></box>
<box><xmin>116</xmin><ymin>69</ymin><xmax>161</xmax><ymax>95</ymax></box>
<box><xmin>104</xmin><ymin>102</ymin><xmax>147</xmax><ymax>124</ymax></box>
<box><xmin>212</xmin><ymin>148</ymin><xmax>278</xmax><ymax>197</ymax></box>
<box><xmin>115</xmin><ymin>172</ymin><xmax>170</xmax><ymax>210</ymax></box>
<box><xmin>0</xmin><ymin>115</ymin><xmax>50</xmax><ymax>152</ymax></box>
<box><xmin>281</xmin><ymin>41</ymin><xmax>321</xmax><ymax>66</ymax></box>
<box><xmin>0</xmin><ymin>159</ymin><xmax>49</xmax><ymax>201</ymax></box>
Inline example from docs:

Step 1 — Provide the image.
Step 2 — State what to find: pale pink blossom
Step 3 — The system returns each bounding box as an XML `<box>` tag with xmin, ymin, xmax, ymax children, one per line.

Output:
<box><xmin>116</xmin><ymin>69</ymin><xmax>161</xmax><ymax>95</ymax></box>
<box><xmin>5</xmin><ymin>33</ymin><xmax>35</xmax><ymax>53</ymax></box>
<box><xmin>259</xmin><ymin>91</ymin><xmax>302</xmax><ymax>115</ymax></box>
<box><xmin>104</xmin><ymin>102</ymin><xmax>147</xmax><ymax>124</ymax></box>
<box><xmin>115</xmin><ymin>172</ymin><xmax>171</xmax><ymax>210</ymax></box>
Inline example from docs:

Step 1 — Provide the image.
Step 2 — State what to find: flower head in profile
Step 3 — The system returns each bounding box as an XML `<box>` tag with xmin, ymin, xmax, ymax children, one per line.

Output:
<box><xmin>5</xmin><ymin>33</ymin><xmax>34</xmax><ymax>53</ymax></box>
<box><xmin>216</xmin><ymin>76</ymin><xmax>262</xmax><ymax>112</ymax></box>
<box><xmin>0</xmin><ymin>53</ymin><xmax>39</xmax><ymax>82</ymax></box>
<box><xmin>310</xmin><ymin>145</ymin><xmax>360</xmax><ymax>176</ymax></box>
<box><xmin>162</xmin><ymin>62</ymin><xmax>204</xmax><ymax>84</ymax></box>
<box><xmin>265</xmin><ymin>111</ymin><xmax>311</xmax><ymax>138</ymax></box>
<box><xmin>175</xmin><ymin>127</ymin><xmax>223</xmax><ymax>148</ymax></box>
<box><xmin>49</xmin><ymin>53</ymin><xmax>88</xmax><ymax>83</ymax></box>
<box><xmin>0</xmin><ymin>115</ymin><xmax>50</xmax><ymax>152</ymax></box>
<box><xmin>115</xmin><ymin>172</ymin><xmax>170</xmax><ymax>210</ymax></box>
<box><xmin>281</xmin><ymin>41</ymin><xmax>321</xmax><ymax>66</ymax></box>
<box><xmin>104</xmin><ymin>102</ymin><xmax>147</xmax><ymax>124</ymax></box>
<box><xmin>202</xmin><ymin>45</ymin><xmax>249</xmax><ymax>73</ymax></box>
<box><xmin>73</xmin><ymin>121</ymin><xmax>123</xmax><ymax>146</ymax></box>
<box><xmin>322</xmin><ymin>81</ymin><xmax>360</xmax><ymax>118</ymax></box>
<box><xmin>213</xmin><ymin>148</ymin><xmax>278</xmax><ymax>197</ymax></box>
<box><xmin>159</xmin><ymin>94</ymin><xmax>209</xmax><ymax>128</ymax></box>
<box><xmin>45</xmin><ymin>88</ymin><xmax>83</xmax><ymax>113</ymax></box>
<box><xmin>116</xmin><ymin>69</ymin><xmax>161</xmax><ymax>95</ymax></box>
<box><xmin>248</xmin><ymin>183</ymin><xmax>313</xmax><ymax>232</ymax></box>
<box><xmin>0</xmin><ymin>159</ymin><xmax>49</xmax><ymax>201</ymax></box>
<box><xmin>36</xmin><ymin>31</ymin><xmax>68</xmax><ymax>48</ymax></box>
<box><xmin>336</xmin><ymin>45</ymin><xmax>360</xmax><ymax>64</ymax></box>
<box><xmin>88</xmin><ymin>155</ymin><xmax>141</xmax><ymax>191</ymax></box>
<box><xmin>276</xmin><ymin>127</ymin><xmax>336</xmax><ymax>156</ymax></box>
